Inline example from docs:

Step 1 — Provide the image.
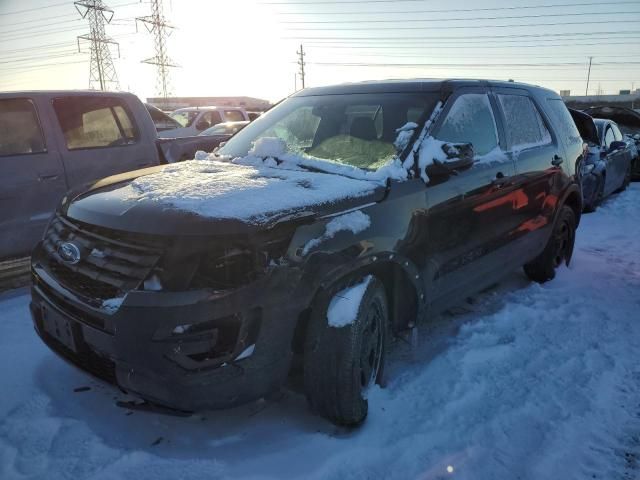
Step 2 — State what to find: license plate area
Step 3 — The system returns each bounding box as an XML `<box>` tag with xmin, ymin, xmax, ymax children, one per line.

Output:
<box><xmin>42</xmin><ymin>305</ymin><xmax>78</xmax><ymax>352</ymax></box>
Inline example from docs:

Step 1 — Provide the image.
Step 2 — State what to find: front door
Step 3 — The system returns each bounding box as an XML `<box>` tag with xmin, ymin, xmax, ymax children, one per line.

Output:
<box><xmin>51</xmin><ymin>95</ymin><xmax>154</xmax><ymax>188</ymax></box>
<box><xmin>422</xmin><ymin>88</ymin><xmax>519</xmax><ymax>309</ymax></box>
<box><xmin>0</xmin><ymin>97</ymin><xmax>68</xmax><ymax>259</ymax></box>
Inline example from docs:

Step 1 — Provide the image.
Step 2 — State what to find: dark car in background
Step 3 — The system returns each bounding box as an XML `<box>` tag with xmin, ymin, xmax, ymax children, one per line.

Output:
<box><xmin>30</xmin><ymin>79</ymin><xmax>582</xmax><ymax>426</ymax></box>
<box><xmin>570</xmin><ymin>110</ymin><xmax>633</xmax><ymax>211</ymax></box>
<box><xmin>584</xmin><ymin>106</ymin><xmax>640</xmax><ymax>180</ymax></box>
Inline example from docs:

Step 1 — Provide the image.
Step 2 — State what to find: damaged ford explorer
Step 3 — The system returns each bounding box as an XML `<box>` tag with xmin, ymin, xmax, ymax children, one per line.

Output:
<box><xmin>30</xmin><ymin>79</ymin><xmax>583</xmax><ymax>426</ymax></box>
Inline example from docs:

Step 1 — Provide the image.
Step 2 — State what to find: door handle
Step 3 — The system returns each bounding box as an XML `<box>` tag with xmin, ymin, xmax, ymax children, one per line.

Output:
<box><xmin>551</xmin><ymin>155</ymin><xmax>564</xmax><ymax>166</ymax></box>
<box><xmin>38</xmin><ymin>174</ymin><xmax>59</xmax><ymax>182</ymax></box>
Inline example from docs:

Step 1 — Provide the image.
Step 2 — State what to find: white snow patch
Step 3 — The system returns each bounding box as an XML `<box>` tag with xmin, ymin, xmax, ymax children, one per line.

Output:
<box><xmin>404</xmin><ymin>101</ymin><xmax>444</xmax><ymax>177</ymax></box>
<box><xmin>235</xmin><ymin>344</ymin><xmax>255</xmax><ymax>361</ymax></box>
<box><xmin>172</xmin><ymin>324</ymin><xmax>190</xmax><ymax>334</ymax></box>
<box><xmin>327</xmin><ymin>275</ymin><xmax>373</xmax><ymax>328</ymax></box>
<box><xmin>105</xmin><ymin>159</ymin><xmax>380</xmax><ymax>224</ymax></box>
<box><xmin>393</xmin><ymin>121</ymin><xmax>419</xmax><ymax>151</ymax></box>
<box><xmin>101</xmin><ymin>297</ymin><xmax>124</xmax><ymax>313</ymax></box>
<box><xmin>143</xmin><ymin>275</ymin><xmax>163</xmax><ymax>292</ymax></box>
<box><xmin>302</xmin><ymin>210</ymin><xmax>370</xmax><ymax>255</ymax></box>
<box><xmin>249</xmin><ymin>137</ymin><xmax>287</xmax><ymax>158</ymax></box>
<box><xmin>417</xmin><ymin>136</ymin><xmax>448</xmax><ymax>182</ymax></box>
<box><xmin>90</xmin><ymin>248</ymin><xmax>107</xmax><ymax>259</ymax></box>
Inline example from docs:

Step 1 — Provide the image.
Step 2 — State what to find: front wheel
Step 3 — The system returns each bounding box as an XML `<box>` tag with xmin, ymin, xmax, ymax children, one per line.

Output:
<box><xmin>524</xmin><ymin>205</ymin><xmax>576</xmax><ymax>283</ymax></box>
<box><xmin>303</xmin><ymin>276</ymin><xmax>388</xmax><ymax>426</ymax></box>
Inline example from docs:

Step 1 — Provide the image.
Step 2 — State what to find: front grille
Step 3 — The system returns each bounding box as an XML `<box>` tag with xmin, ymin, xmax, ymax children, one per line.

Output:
<box><xmin>42</xmin><ymin>214</ymin><xmax>165</xmax><ymax>304</ymax></box>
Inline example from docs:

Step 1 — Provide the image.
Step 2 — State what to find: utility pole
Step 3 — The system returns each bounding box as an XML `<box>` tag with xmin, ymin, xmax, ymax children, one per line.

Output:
<box><xmin>585</xmin><ymin>56</ymin><xmax>593</xmax><ymax>96</ymax></box>
<box><xmin>137</xmin><ymin>0</ymin><xmax>177</xmax><ymax>99</ymax></box>
<box><xmin>75</xmin><ymin>0</ymin><xmax>120</xmax><ymax>91</ymax></box>
<box><xmin>297</xmin><ymin>44</ymin><xmax>306</xmax><ymax>89</ymax></box>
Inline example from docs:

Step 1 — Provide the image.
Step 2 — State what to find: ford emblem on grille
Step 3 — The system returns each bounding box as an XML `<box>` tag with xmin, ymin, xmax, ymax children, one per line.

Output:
<box><xmin>58</xmin><ymin>242</ymin><xmax>82</xmax><ymax>264</ymax></box>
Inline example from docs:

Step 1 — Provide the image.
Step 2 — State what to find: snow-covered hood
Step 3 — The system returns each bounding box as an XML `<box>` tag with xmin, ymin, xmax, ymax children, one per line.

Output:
<box><xmin>64</xmin><ymin>159</ymin><xmax>386</xmax><ymax>236</ymax></box>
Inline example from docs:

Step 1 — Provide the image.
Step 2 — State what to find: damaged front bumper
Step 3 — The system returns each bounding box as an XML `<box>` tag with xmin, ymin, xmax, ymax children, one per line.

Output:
<box><xmin>30</xmin><ymin>243</ymin><xmax>306</xmax><ymax>412</ymax></box>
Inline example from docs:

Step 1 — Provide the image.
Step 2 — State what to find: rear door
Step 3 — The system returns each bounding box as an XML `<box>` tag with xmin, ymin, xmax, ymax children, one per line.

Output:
<box><xmin>0</xmin><ymin>97</ymin><xmax>68</xmax><ymax>259</ymax></box>
<box><xmin>602</xmin><ymin>124</ymin><xmax>625</xmax><ymax>193</ymax></box>
<box><xmin>492</xmin><ymin>88</ymin><xmax>559</xmax><ymax>249</ymax></box>
<box><xmin>51</xmin><ymin>95</ymin><xmax>154</xmax><ymax>188</ymax></box>
<box><xmin>610</xmin><ymin>122</ymin><xmax>630</xmax><ymax>184</ymax></box>
<box><xmin>424</xmin><ymin>88</ymin><xmax>519</xmax><ymax>307</ymax></box>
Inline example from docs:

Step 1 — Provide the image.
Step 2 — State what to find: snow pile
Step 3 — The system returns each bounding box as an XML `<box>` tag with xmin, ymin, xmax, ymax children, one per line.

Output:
<box><xmin>417</xmin><ymin>136</ymin><xmax>449</xmax><ymax>182</ymax></box>
<box><xmin>327</xmin><ymin>275</ymin><xmax>373</xmax><ymax>328</ymax></box>
<box><xmin>402</xmin><ymin>101</ymin><xmax>443</xmax><ymax>176</ymax></box>
<box><xmin>302</xmin><ymin>210</ymin><xmax>371</xmax><ymax>255</ymax></box>
<box><xmin>116</xmin><ymin>159</ymin><xmax>380</xmax><ymax>224</ymax></box>
<box><xmin>393</xmin><ymin>122</ymin><xmax>419</xmax><ymax>151</ymax></box>
<box><xmin>249</xmin><ymin>137</ymin><xmax>287</xmax><ymax>158</ymax></box>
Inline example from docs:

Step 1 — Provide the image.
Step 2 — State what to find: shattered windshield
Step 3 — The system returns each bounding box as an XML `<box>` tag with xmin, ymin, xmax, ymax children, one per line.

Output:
<box><xmin>218</xmin><ymin>92</ymin><xmax>439</xmax><ymax>170</ymax></box>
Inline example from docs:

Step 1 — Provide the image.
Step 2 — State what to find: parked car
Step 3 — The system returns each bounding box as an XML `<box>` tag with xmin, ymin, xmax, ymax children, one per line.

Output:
<box><xmin>199</xmin><ymin>120</ymin><xmax>249</xmax><ymax>137</ymax></box>
<box><xmin>0</xmin><ymin>91</ymin><xmax>222</xmax><ymax>260</ymax></box>
<box><xmin>569</xmin><ymin>110</ymin><xmax>632</xmax><ymax>211</ymax></box>
<box><xmin>144</xmin><ymin>103</ymin><xmax>182</xmax><ymax>132</ymax></box>
<box><xmin>583</xmin><ymin>106</ymin><xmax>640</xmax><ymax>180</ymax></box>
<box><xmin>160</xmin><ymin>106</ymin><xmax>249</xmax><ymax>138</ymax></box>
<box><xmin>30</xmin><ymin>79</ymin><xmax>582</xmax><ymax>426</ymax></box>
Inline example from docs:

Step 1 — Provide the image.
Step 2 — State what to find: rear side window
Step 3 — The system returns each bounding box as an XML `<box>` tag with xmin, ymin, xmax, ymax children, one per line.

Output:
<box><xmin>497</xmin><ymin>94</ymin><xmax>551</xmax><ymax>149</ymax></box>
<box><xmin>0</xmin><ymin>98</ymin><xmax>46</xmax><ymax>156</ymax></box>
<box><xmin>545</xmin><ymin>98</ymin><xmax>582</xmax><ymax>146</ymax></box>
<box><xmin>436</xmin><ymin>93</ymin><xmax>498</xmax><ymax>155</ymax></box>
<box><xmin>53</xmin><ymin>96</ymin><xmax>139</xmax><ymax>150</ymax></box>
<box><xmin>224</xmin><ymin>110</ymin><xmax>245</xmax><ymax>122</ymax></box>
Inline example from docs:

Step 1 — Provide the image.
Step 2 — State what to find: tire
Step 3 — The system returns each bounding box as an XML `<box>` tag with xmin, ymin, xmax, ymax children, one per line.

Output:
<box><xmin>303</xmin><ymin>276</ymin><xmax>388</xmax><ymax>426</ymax></box>
<box><xmin>524</xmin><ymin>205</ymin><xmax>576</xmax><ymax>283</ymax></box>
<box><xmin>583</xmin><ymin>175</ymin><xmax>604</xmax><ymax>213</ymax></box>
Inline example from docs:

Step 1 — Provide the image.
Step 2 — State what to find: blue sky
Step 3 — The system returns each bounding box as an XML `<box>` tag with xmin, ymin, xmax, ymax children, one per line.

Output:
<box><xmin>1</xmin><ymin>0</ymin><xmax>639</xmax><ymax>101</ymax></box>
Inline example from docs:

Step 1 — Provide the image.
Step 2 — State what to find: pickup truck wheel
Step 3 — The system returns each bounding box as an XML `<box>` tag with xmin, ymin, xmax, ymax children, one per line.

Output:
<box><xmin>303</xmin><ymin>276</ymin><xmax>388</xmax><ymax>427</ymax></box>
<box><xmin>524</xmin><ymin>205</ymin><xmax>576</xmax><ymax>283</ymax></box>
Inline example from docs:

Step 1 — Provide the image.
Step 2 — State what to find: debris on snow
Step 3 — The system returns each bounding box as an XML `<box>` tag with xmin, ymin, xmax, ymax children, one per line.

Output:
<box><xmin>302</xmin><ymin>210</ymin><xmax>371</xmax><ymax>255</ymax></box>
<box><xmin>327</xmin><ymin>275</ymin><xmax>373</xmax><ymax>328</ymax></box>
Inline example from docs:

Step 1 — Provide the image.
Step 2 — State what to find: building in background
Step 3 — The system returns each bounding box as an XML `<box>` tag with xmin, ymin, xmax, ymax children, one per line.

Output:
<box><xmin>563</xmin><ymin>89</ymin><xmax>640</xmax><ymax>110</ymax></box>
<box><xmin>147</xmin><ymin>96</ymin><xmax>271</xmax><ymax>112</ymax></box>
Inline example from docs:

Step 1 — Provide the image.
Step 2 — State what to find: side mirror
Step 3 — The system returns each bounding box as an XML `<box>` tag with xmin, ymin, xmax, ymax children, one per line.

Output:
<box><xmin>425</xmin><ymin>142</ymin><xmax>475</xmax><ymax>179</ymax></box>
<box><xmin>195</xmin><ymin>120</ymin><xmax>210</xmax><ymax>131</ymax></box>
<box><xmin>609</xmin><ymin>140</ymin><xmax>626</xmax><ymax>152</ymax></box>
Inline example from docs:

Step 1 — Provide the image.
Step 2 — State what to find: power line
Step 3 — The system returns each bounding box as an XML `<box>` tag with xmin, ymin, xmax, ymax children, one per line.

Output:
<box><xmin>281</xmin><ymin>10</ymin><xmax>640</xmax><ymax>24</ymax></box>
<box><xmin>273</xmin><ymin>1</ymin><xmax>640</xmax><ymax>15</ymax></box>
<box><xmin>0</xmin><ymin>2</ymin><xmax>69</xmax><ymax>16</ymax></box>
<box><xmin>284</xmin><ymin>19</ymin><xmax>640</xmax><ymax>31</ymax></box>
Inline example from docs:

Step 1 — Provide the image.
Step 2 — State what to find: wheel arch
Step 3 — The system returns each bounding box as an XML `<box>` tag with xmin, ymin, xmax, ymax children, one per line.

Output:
<box><xmin>290</xmin><ymin>254</ymin><xmax>425</xmax><ymax>356</ymax></box>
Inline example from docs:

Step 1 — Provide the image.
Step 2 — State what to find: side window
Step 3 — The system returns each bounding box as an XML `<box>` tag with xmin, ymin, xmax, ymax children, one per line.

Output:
<box><xmin>436</xmin><ymin>93</ymin><xmax>498</xmax><ymax>156</ymax></box>
<box><xmin>202</xmin><ymin>111</ymin><xmax>222</xmax><ymax>127</ymax></box>
<box><xmin>0</xmin><ymin>98</ymin><xmax>46</xmax><ymax>156</ymax></box>
<box><xmin>224</xmin><ymin>110</ymin><xmax>245</xmax><ymax>122</ymax></box>
<box><xmin>604</xmin><ymin>127</ymin><xmax>616</xmax><ymax>148</ymax></box>
<box><xmin>497</xmin><ymin>94</ymin><xmax>551</xmax><ymax>149</ymax></box>
<box><xmin>611</xmin><ymin>123</ymin><xmax>623</xmax><ymax>141</ymax></box>
<box><xmin>53</xmin><ymin>96</ymin><xmax>139</xmax><ymax>150</ymax></box>
<box><xmin>545</xmin><ymin>99</ymin><xmax>582</xmax><ymax>146</ymax></box>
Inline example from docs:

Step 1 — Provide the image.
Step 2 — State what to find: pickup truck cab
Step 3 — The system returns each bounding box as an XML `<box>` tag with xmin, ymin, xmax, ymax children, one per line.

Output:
<box><xmin>161</xmin><ymin>106</ymin><xmax>249</xmax><ymax>138</ymax></box>
<box><xmin>0</xmin><ymin>91</ymin><xmax>220</xmax><ymax>260</ymax></box>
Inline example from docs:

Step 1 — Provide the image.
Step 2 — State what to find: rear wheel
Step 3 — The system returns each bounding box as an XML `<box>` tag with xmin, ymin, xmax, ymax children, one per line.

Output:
<box><xmin>303</xmin><ymin>276</ymin><xmax>388</xmax><ymax>426</ymax></box>
<box><xmin>524</xmin><ymin>205</ymin><xmax>576</xmax><ymax>283</ymax></box>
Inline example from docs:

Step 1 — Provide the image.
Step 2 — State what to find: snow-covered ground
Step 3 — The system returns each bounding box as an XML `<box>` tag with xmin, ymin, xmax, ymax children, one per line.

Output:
<box><xmin>1</xmin><ymin>185</ymin><xmax>639</xmax><ymax>480</ymax></box>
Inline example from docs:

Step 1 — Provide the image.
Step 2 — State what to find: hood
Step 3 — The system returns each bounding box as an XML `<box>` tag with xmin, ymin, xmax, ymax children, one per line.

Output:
<box><xmin>582</xmin><ymin>106</ymin><xmax>640</xmax><ymax>131</ymax></box>
<box><xmin>569</xmin><ymin>108</ymin><xmax>600</xmax><ymax>145</ymax></box>
<box><xmin>64</xmin><ymin>160</ymin><xmax>386</xmax><ymax>236</ymax></box>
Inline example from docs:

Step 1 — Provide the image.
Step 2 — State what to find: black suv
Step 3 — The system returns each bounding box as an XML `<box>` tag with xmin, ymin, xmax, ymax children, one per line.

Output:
<box><xmin>30</xmin><ymin>80</ymin><xmax>583</xmax><ymax>426</ymax></box>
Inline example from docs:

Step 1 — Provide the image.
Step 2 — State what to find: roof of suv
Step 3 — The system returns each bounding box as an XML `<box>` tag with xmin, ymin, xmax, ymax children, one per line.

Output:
<box><xmin>293</xmin><ymin>78</ymin><xmax>556</xmax><ymax>97</ymax></box>
<box><xmin>173</xmin><ymin>106</ymin><xmax>244</xmax><ymax>112</ymax></box>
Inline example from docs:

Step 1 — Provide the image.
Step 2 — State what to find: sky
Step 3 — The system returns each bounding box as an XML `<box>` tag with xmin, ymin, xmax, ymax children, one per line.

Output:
<box><xmin>1</xmin><ymin>0</ymin><xmax>639</xmax><ymax>103</ymax></box>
